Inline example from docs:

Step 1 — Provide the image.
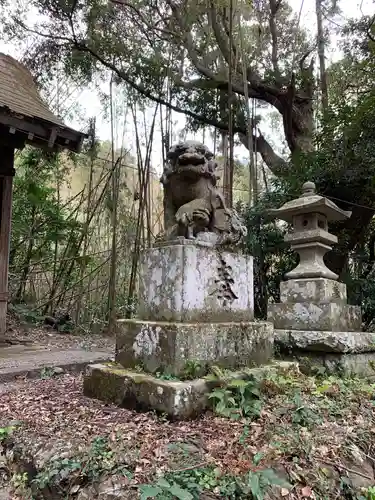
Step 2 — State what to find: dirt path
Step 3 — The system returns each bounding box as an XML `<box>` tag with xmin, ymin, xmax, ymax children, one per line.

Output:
<box><xmin>0</xmin><ymin>322</ymin><xmax>114</xmax><ymax>383</ymax></box>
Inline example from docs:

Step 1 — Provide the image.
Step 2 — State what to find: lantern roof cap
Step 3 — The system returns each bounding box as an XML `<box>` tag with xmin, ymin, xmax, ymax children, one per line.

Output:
<box><xmin>269</xmin><ymin>181</ymin><xmax>352</xmax><ymax>223</ymax></box>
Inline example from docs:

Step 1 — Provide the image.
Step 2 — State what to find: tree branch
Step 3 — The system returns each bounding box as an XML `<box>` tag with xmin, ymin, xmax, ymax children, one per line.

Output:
<box><xmin>269</xmin><ymin>0</ymin><xmax>281</xmax><ymax>78</ymax></box>
<box><xmin>208</xmin><ymin>2</ymin><xmax>233</xmax><ymax>68</ymax></box>
<box><xmin>239</xmin><ymin>131</ymin><xmax>289</xmax><ymax>176</ymax></box>
<box><xmin>367</xmin><ymin>15</ymin><xmax>375</xmax><ymax>42</ymax></box>
<box><xmin>110</xmin><ymin>0</ymin><xmax>178</xmax><ymax>39</ymax></box>
<box><xmin>15</xmin><ymin>9</ymin><xmax>292</xmax><ymax>171</ymax></box>
<box><xmin>16</xmin><ymin>20</ymin><xmax>243</xmax><ymax>134</ymax></box>
<box><xmin>77</xmin><ymin>43</ymin><xmax>247</xmax><ymax>132</ymax></box>
<box><xmin>166</xmin><ymin>0</ymin><xmax>220</xmax><ymax>82</ymax></box>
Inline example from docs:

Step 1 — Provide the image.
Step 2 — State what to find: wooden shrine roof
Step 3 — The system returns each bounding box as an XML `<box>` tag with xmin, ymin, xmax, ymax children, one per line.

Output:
<box><xmin>0</xmin><ymin>53</ymin><xmax>86</xmax><ymax>153</ymax></box>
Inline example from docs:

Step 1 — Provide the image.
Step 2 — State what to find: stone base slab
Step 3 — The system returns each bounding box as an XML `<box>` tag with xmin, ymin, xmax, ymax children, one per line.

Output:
<box><xmin>83</xmin><ymin>361</ymin><xmax>297</xmax><ymax>419</ymax></box>
<box><xmin>280</xmin><ymin>278</ymin><xmax>347</xmax><ymax>304</ymax></box>
<box><xmin>138</xmin><ymin>242</ymin><xmax>254</xmax><ymax>322</ymax></box>
<box><xmin>268</xmin><ymin>302</ymin><xmax>361</xmax><ymax>331</ymax></box>
<box><xmin>116</xmin><ymin>319</ymin><xmax>273</xmax><ymax>377</ymax></box>
<box><xmin>275</xmin><ymin>329</ymin><xmax>375</xmax><ymax>353</ymax></box>
<box><xmin>288</xmin><ymin>352</ymin><xmax>375</xmax><ymax>379</ymax></box>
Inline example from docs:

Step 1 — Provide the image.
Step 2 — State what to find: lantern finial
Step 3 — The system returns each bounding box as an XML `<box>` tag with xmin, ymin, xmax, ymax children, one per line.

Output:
<box><xmin>301</xmin><ymin>181</ymin><xmax>316</xmax><ymax>197</ymax></box>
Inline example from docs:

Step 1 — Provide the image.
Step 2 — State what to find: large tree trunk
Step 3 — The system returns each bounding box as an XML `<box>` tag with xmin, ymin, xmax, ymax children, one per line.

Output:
<box><xmin>282</xmin><ymin>97</ymin><xmax>315</xmax><ymax>156</ymax></box>
<box><xmin>325</xmin><ymin>205</ymin><xmax>375</xmax><ymax>278</ymax></box>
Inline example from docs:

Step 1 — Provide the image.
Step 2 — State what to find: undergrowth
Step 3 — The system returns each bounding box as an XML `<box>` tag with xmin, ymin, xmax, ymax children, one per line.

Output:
<box><xmin>139</xmin><ymin>465</ymin><xmax>290</xmax><ymax>499</ymax></box>
<box><xmin>2</xmin><ymin>367</ymin><xmax>375</xmax><ymax>499</ymax></box>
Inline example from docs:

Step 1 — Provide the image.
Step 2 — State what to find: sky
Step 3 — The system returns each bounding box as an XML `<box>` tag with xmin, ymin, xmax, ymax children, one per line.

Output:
<box><xmin>0</xmin><ymin>0</ymin><xmax>373</xmax><ymax>174</ymax></box>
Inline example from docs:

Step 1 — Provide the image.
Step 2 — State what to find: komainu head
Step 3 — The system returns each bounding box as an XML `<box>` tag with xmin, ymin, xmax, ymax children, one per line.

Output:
<box><xmin>161</xmin><ymin>140</ymin><xmax>218</xmax><ymax>183</ymax></box>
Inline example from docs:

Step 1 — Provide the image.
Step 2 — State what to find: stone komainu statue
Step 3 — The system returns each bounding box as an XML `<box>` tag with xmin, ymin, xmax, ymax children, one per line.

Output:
<box><xmin>159</xmin><ymin>140</ymin><xmax>247</xmax><ymax>247</ymax></box>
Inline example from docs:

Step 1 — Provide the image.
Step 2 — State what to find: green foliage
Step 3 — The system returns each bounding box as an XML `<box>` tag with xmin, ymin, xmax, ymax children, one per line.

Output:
<box><xmin>291</xmin><ymin>391</ymin><xmax>322</xmax><ymax>428</ymax></box>
<box><xmin>208</xmin><ymin>377</ymin><xmax>262</xmax><ymax>420</ymax></box>
<box><xmin>181</xmin><ymin>360</ymin><xmax>203</xmax><ymax>380</ymax></box>
<box><xmin>11</xmin><ymin>472</ymin><xmax>29</xmax><ymax>490</ymax></box>
<box><xmin>239</xmin><ymin>182</ymin><xmax>297</xmax><ymax>318</ymax></box>
<box><xmin>364</xmin><ymin>486</ymin><xmax>375</xmax><ymax>500</ymax></box>
<box><xmin>0</xmin><ymin>424</ymin><xmax>16</xmax><ymax>441</ymax></box>
<box><xmin>8</xmin><ymin>303</ymin><xmax>44</xmax><ymax>324</ymax></box>
<box><xmin>315</xmin><ymin>375</ymin><xmax>375</xmax><ymax>398</ymax></box>
<box><xmin>232</xmin><ymin>468</ymin><xmax>291</xmax><ymax>500</ymax></box>
<box><xmin>340</xmin><ymin>477</ymin><xmax>375</xmax><ymax>500</ymax></box>
<box><xmin>1</xmin><ymin>0</ymin><xmax>311</xmax><ymax>138</ymax></box>
<box><xmin>140</xmin><ymin>465</ymin><xmax>290</xmax><ymax>499</ymax></box>
<box><xmin>5</xmin><ymin>139</ymin><xmax>139</xmax><ymax>329</ymax></box>
<box><xmin>32</xmin><ymin>436</ymin><xmax>132</xmax><ymax>495</ymax></box>
<box><xmin>12</xmin><ymin>150</ymin><xmax>81</xmax><ymax>258</ymax></box>
<box><xmin>40</xmin><ymin>366</ymin><xmax>56</xmax><ymax>380</ymax></box>
<box><xmin>153</xmin><ymin>360</ymin><xmax>204</xmax><ymax>381</ymax></box>
<box><xmin>154</xmin><ymin>371</ymin><xmax>180</xmax><ymax>381</ymax></box>
<box><xmin>140</xmin><ymin>477</ymin><xmax>194</xmax><ymax>500</ymax></box>
<box><xmin>10</xmin><ymin>149</ymin><xmax>83</xmax><ymax>305</ymax></box>
<box><xmin>40</xmin><ymin>366</ymin><xmax>65</xmax><ymax>379</ymax></box>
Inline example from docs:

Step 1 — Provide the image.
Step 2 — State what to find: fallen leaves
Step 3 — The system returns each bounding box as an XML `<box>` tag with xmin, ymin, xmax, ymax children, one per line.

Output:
<box><xmin>301</xmin><ymin>485</ymin><xmax>314</xmax><ymax>498</ymax></box>
<box><xmin>5</xmin><ymin>319</ymin><xmax>115</xmax><ymax>352</ymax></box>
<box><xmin>0</xmin><ymin>355</ymin><xmax>374</xmax><ymax>499</ymax></box>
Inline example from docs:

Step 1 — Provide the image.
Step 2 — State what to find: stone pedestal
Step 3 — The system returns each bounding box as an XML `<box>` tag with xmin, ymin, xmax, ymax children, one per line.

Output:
<box><xmin>85</xmin><ymin>239</ymin><xmax>273</xmax><ymax>418</ymax></box>
<box><xmin>84</xmin><ymin>361</ymin><xmax>295</xmax><ymax>420</ymax></box>
<box><xmin>272</xmin><ymin>279</ymin><xmax>375</xmax><ymax>377</ymax></box>
<box><xmin>269</xmin><ymin>277</ymin><xmax>362</xmax><ymax>332</ymax></box>
<box><xmin>270</xmin><ymin>275</ymin><xmax>375</xmax><ymax>377</ymax></box>
<box><xmin>138</xmin><ymin>239</ymin><xmax>254</xmax><ymax>322</ymax></box>
<box><xmin>116</xmin><ymin>319</ymin><xmax>273</xmax><ymax>377</ymax></box>
<box><xmin>270</xmin><ymin>277</ymin><xmax>361</xmax><ymax>347</ymax></box>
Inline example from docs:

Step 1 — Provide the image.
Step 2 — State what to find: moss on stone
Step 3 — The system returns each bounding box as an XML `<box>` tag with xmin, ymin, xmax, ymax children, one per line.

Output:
<box><xmin>84</xmin><ymin>362</ymin><xmax>300</xmax><ymax>419</ymax></box>
<box><xmin>116</xmin><ymin>319</ymin><xmax>274</xmax><ymax>377</ymax></box>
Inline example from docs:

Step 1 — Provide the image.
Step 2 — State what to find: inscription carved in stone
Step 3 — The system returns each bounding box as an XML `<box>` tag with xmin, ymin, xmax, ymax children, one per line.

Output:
<box><xmin>212</xmin><ymin>255</ymin><xmax>238</xmax><ymax>307</ymax></box>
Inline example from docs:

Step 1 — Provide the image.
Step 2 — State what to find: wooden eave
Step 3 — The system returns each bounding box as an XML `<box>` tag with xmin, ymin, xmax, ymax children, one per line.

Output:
<box><xmin>0</xmin><ymin>106</ymin><xmax>86</xmax><ymax>153</ymax></box>
<box><xmin>0</xmin><ymin>53</ymin><xmax>87</xmax><ymax>154</ymax></box>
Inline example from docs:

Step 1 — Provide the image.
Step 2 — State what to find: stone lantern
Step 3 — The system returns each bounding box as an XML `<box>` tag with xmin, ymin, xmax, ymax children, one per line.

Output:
<box><xmin>269</xmin><ymin>181</ymin><xmax>352</xmax><ymax>281</ymax></box>
<box><xmin>267</xmin><ymin>181</ymin><xmax>375</xmax><ymax>378</ymax></box>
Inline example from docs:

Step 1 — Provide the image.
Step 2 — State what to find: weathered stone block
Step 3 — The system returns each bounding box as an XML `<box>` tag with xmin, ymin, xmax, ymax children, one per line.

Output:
<box><xmin>116</xmin><ymin>319</ymin><xmax>273</xmax><ymax>376</ymax></box>
<box><xmin>268</xmin><ymin>302</ymin><xmax>361</xmax><ymax>332</ymax></box>
<box><xmin>138</xmin><ymin>241</ymin><xmax>254</xmax><ymax>322</ymax></box>
<box><xmin>292</xmin><ymin>352</ymin><xmax>375</xmax><ymax>379</ymax></box>
<box><xmin>280</xmin><ymin>278</ymin><xmax>347</xmax><ymax>304</ymax></box>
<box><xmin>275</xmin><ymin>329</ymin><xmax>375</xmax><ymax>353</ymax></box>
<box><xmin>84</xmin><ymin>363</ymin><xmax>209</xmax><ymax>419</ymax></box>
<box><xmin>83</xmin><ymin>361</ymin><xmax>298</xmax><ymax>419</ymax></box>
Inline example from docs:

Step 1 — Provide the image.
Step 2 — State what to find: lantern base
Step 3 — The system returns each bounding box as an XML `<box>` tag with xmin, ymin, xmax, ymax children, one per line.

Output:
<box><xmin>268</xmin><ymin>301</ymin><xmax>362</xmax><ymax>332</ymax></box>
<box><xmin>285</xmin><ymin>242</ymin><xmax>337</xmax><ymax>280</ymax></box>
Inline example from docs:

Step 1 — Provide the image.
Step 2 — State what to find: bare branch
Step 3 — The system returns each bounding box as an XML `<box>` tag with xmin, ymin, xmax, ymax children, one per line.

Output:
<box><xmin>299</xmin><ymin>45</ymin><xmax>316</xmax><ymax>72</ymax></box>
<box><xmin>367</xmin><ymin>15</ymin><xmax>375</xmax><ymax>42</ymax></box>
<box><xmin>71</xmin><ymin>0</ymin><xmax>78</xmax><ymax>15</ymax></box>
<box><xmin>269</xmin><ymin>0</ymin><xmax>281</xmax><ymax>77</ymax></box>
<box><xmin>256</xmin><ymin>134</ymin><xmax>288</xmax><ymax>176</ymax></box>
<box><xmin>110</xmin><ymin>0</ymin><xmax>178</xmax><ymax>39</ymax></box>
<box><xmin>208</xmin><ymin>2</ymin><xmax>233</xmax><ymax>67</ymax></box>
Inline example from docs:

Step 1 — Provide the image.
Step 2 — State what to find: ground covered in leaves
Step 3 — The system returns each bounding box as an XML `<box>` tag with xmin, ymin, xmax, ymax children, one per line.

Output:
<box><xmin>0</xmin><ymin>365</ymin><xmax>375</xmax><ymax>499</ymax></box>
<box><xmin>4</xmin><ymin>313</ymin><xmax>115</xmax><ymax>352</ymax></box>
